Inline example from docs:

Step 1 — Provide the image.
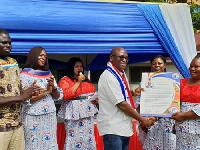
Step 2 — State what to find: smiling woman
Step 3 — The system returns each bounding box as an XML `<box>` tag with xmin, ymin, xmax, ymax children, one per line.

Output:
<box><xmin>150</xmin><ymin>54</ymin><xmax>166</xmax><ymax>73</ymax></box>
<box><xmin>20</xmin><ymin>46</ymin><xmax>63</xmax><ymax>150</ymax></box>
<box><xmin>135</xmin><ymin>54</ymin><xmax>176</xmax><ymax>150</ymax></box>
<box><xmin>57</xmin><ymin>57</ymin><xmax>98</xmax><ymax>150</ymax></box>
<box><xmin>171</xmin><ymin>55</ymin><xmax>200</xmax><ymax>149</ymax></box>
<box><xmin>37</xmin><ymin>50</ymin><xmax>47</xmax><ymax>70</ymax></box>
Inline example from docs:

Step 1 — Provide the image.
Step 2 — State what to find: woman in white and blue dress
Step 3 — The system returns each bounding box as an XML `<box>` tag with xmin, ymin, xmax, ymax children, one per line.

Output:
<box><xmin>20</xmin><ymin>46</ymin><xmax>63</xmax><ymax>150</ymax></box>
<box><xmin>135</xmin><ymin>55</ymin><xmax>176</xmax><ymax>150</ymax></box>
<box><xmin>171</xmin><ymin>55</ymin><xmax>200</xmax><ymax>149</ymax></box>
<box><xmin>58</xmin><ymin>57</ymin><xmax>98</xmax><ymax>150</ymax></box>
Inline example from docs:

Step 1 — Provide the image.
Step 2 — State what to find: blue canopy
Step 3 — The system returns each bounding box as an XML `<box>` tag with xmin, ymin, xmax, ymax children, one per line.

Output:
<box><xmin>0</xmin><ymin>0</ymin><xmax>195</xmax><ymax>77</ymax></box>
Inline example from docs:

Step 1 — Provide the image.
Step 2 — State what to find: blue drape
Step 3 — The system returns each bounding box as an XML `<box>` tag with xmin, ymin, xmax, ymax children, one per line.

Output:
<box><xmin>0</xmin><ymin>0</ymin><xmax>165</xmax><ymax>56</ymax></box>
<box><xmin>137</xmin><ymin>4</ymin><xmax>190</xmax><ymax>78</ymax></box>
<box><xmin>1</xmin><ymin>0</ymin><xmax>191</xmax><ymax>72</ymax></box>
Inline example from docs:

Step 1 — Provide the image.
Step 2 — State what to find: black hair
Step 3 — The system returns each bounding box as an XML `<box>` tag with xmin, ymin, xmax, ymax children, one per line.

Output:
<box><xmin>150</xmin><ymin>54</ymin><xmax>167</xmax><ymax>72</ymax></box>
<box><xmin>25</xmin><ymin>46</ymin><xmax>49</xmax><ymax>71</ymax></box>
<box><xmin>66</xmin><ymin>57</ymin><xmax>84</xmax><ymax>80</ymax></box>
<box><xmin>66</xmin><ymin>57</ymin><xmax>90</xmax><ymax>82</ymax></box>
<box><xmin>194</xmin><ymin>54</ymin><xmax>200</xmax><ymax>59</ymax></box>
<box><xmin>150</xmin><ymin>54</ymin><xmax>166</xmax><ymax>64</ymax></box>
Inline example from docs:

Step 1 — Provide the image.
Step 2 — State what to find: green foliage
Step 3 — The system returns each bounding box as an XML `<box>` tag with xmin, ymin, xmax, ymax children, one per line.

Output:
<box><xmin>124</xmin><ymin>0</ymin><xmax>199</xmax><ymax>32</ymax></box>
<box><xmin>190</xmin><ymin>4</ymin><xmax>200</xmax><ymax>33</ymax></box>
<box><xmin>126</xmin><ymin>0</ymin><xmax>165</xmax><ymax>2</ymax></box>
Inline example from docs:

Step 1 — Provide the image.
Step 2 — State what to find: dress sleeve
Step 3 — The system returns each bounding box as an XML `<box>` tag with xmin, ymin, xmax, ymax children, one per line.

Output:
<box><xmin>58</xmin><ymin>76</ymin><xmax>76</xmax><ymax>100</ymax></box>
<box><xmin>20</xmin><ymin>73</ymin><xmax>33</xmax><ymax>105</ymax></box>
<box><xmin>52</xmin><ymin>80</ymin><xmax>63</xmax><ymax>101</ymax></box>
<box><xmin>20</xmin><ymin>73</ymin><xmax>33</xmax><ymax>89</ymax></box>
<box><xmin>192</xmin><ymin>104</ymin><xmax>200</xmax><ymax>116</ymax></box>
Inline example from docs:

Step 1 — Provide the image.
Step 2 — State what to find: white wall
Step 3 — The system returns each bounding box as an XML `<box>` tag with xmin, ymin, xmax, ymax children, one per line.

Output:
<box><xmin>92</xmin><ymin>60</ymin><xmax>181</xmax><ymax>91</ymax></box>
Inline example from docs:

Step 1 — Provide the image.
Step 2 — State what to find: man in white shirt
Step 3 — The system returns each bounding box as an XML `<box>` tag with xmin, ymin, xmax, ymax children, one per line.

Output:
<box><xmin>97</xmin><ymin>47</ymin><xmax>154</xmax><ymax>150</ymax></box>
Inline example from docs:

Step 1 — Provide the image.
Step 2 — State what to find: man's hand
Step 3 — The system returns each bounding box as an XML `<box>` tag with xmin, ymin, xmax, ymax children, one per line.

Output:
<box><xmin>139</xmin><ymin>117</ymin><xmax>157</xmax><ymax>133</ymax></box>
<box><xmin>148</xmin><ymin>117</ymin><xmax>157</xmax><ymax>122</ymax></box>
<box><xmin>20</xmin><ymin>80</ymin><xmax>40</xmax><ymax>101</ymax></box>
<box><xmin>140</xmin><ymin>117</ymin><xmax>154</xmax><ymax>128</ymax></box>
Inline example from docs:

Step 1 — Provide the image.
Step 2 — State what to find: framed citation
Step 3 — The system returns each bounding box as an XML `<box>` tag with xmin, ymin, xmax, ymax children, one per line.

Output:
<box><xmin>140</xmin><ymin>72</ymin><xmax>180</xmax><ymax>117</ymax></box>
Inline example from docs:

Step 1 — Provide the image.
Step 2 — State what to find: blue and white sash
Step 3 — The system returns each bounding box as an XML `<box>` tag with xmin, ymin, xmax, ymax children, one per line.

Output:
<box><xmin>106</xmin><ymin>62</ymin><xmax>135</xmax><ymax>108</ymax></box>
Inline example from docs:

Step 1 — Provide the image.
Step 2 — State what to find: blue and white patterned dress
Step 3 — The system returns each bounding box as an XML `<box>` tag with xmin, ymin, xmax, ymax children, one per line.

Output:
<box><xmin>175</xmin><ymin>78</ymin><xmax>200</xmax><ymax>150</ymax></box>
<box><xmin>135</xmin><ymin>95</ymin><xmax>176</xmax><ymax>150</ymax></box>
<box><xmin>58</xmin><ymin>76</ymin><xmax>98</xmax><ymax>150</ymax></box>
<box><xmin>20</xmin><ymin>68</ymin><xmax>63</xmax><ymax>150</ymax></box>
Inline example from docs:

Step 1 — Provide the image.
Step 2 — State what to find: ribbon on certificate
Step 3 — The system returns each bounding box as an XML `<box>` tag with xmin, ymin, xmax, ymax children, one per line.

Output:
<box><xmin>145</xmin><ymin>72</ymin><xmax>153</xmax><ymax>88</ymax></box>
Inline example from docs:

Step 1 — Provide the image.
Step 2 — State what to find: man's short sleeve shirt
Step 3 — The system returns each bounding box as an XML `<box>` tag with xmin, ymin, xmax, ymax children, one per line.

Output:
<box><xmin>0</xmin><ymin>57</ymin><xmax>21</xmax><ymax>132</ymax></box>
<box><xmin>97</xmin><ymin>69</ymin><xmax>133</xmax><ymax>137</ymax></box>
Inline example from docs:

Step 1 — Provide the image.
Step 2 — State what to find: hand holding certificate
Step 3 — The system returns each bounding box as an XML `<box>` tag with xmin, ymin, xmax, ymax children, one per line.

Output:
<box><xmin>140</xmin><ymin>72</ymin><xmax>180</xmax><ymax>117</ymax></box>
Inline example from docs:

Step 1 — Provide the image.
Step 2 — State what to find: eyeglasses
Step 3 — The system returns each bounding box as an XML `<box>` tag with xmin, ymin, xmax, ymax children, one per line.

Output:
<box><xmin>0</xmin><ymin>41</ymin><xmax>11</xmax><ymax>45</ymax></box>
<box><xmin>112</xmin><ymin>55</ymin><xmax>129</xmax><ymax>62</ymax></box>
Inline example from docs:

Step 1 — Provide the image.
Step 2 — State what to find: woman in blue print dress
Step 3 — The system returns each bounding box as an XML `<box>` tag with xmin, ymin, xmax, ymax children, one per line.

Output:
<box><xmin>58</xmin><ymin>57</ymin><xmax>98</xmax><ymax>150</ymax></box>
<box><xmin>172</xmin><ymin>55</ymin><xmax>200</xmax><ymax>149</ymax></box>
<box><xmin>20</xmin><ymin>46</ymin><xmax>63</xmax><ymax>150</ymax></box>
<box><xmin>135</xmin><ymin>55</ymin><xmax>176</xmax><ymax>150</ymax></box>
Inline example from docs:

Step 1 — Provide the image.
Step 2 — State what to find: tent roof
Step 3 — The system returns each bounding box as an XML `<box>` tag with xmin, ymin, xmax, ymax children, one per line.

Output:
<box><xmin>0</xmin><ymin>0</ymin><xmax>166</xmax><ymax>57</ymax></box>
<box><xmin>0</xmin><ymin>0</ymin><xmax>196</xmax><ymax>75</ymax></box>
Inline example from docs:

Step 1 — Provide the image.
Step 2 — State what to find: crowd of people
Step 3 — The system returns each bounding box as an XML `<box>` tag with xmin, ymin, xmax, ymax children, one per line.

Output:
<box><xmin>0</xmin><ymin>28</ymin><xmax>200</xmax><ymax>150</ymax></box>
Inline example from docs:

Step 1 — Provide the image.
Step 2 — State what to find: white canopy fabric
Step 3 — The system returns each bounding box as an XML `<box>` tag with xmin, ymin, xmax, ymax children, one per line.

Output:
<box><xmin>160</xmin><ymin>3</ymin><xmax>196</xmax><ymax>68</ymax></box>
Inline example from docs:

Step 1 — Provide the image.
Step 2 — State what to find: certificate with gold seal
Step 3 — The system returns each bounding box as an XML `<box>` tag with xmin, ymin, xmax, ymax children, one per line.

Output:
<box><xmin>140</xmin><ymin>72</ymin><xmax>180</xmax><ymax>117</ymax></box>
